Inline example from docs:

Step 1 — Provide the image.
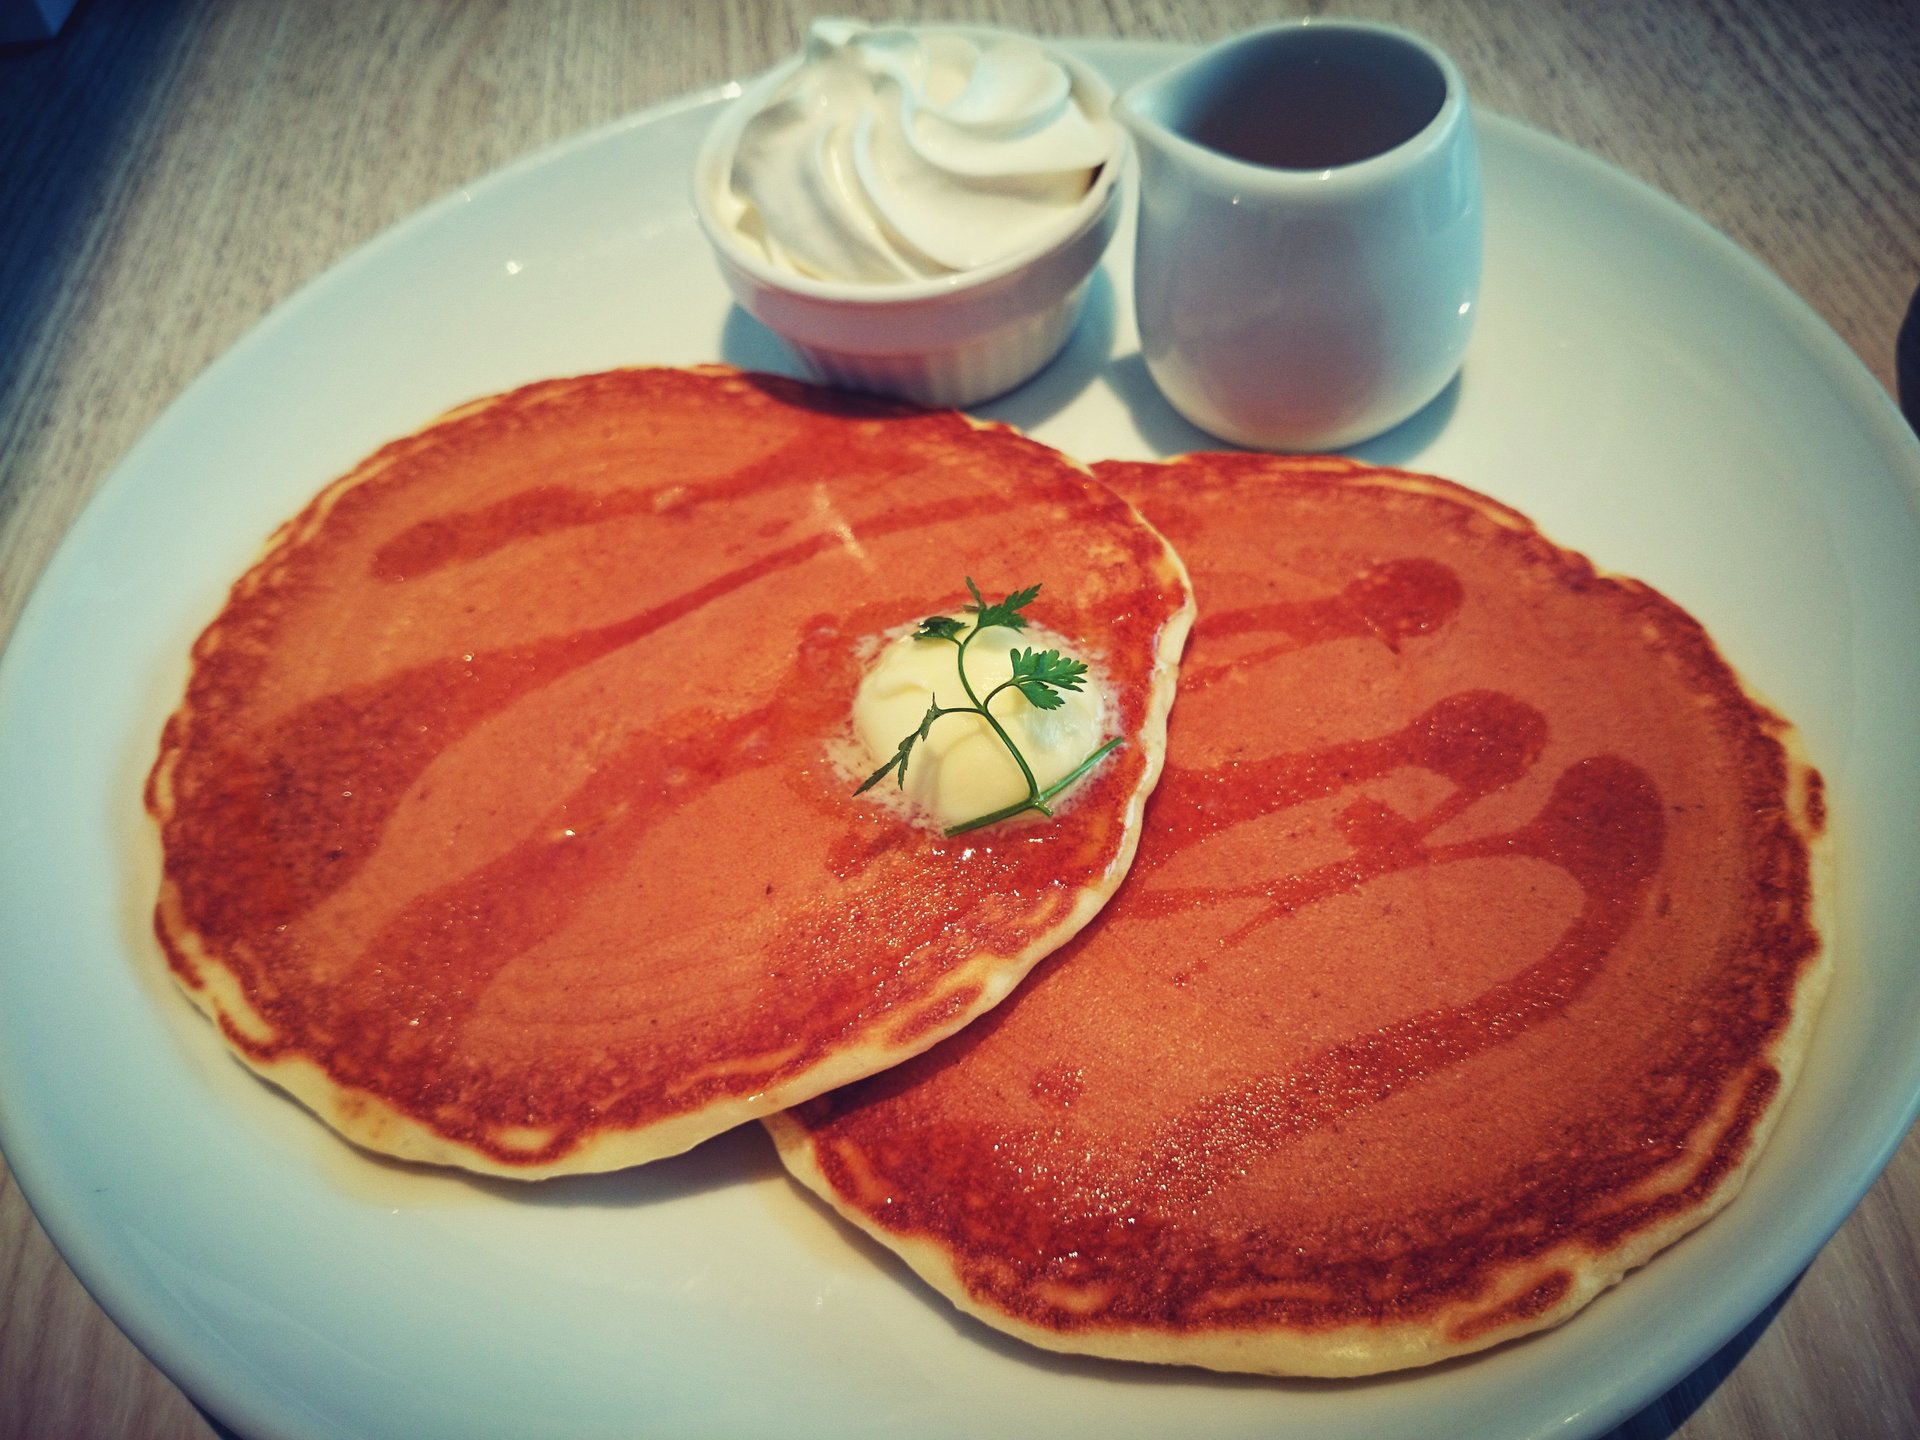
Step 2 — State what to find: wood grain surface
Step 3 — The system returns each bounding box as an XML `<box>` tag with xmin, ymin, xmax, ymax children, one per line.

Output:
<box><xmin>2</xmin><ymin>1</ymin><xmax>1916</xmax><ymax>1437</ymax></box>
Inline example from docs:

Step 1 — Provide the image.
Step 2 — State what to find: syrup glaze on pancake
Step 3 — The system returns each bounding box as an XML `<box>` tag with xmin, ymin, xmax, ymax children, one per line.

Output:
<box><xmin>770</xmin><ymin>453</ymin><xmax>1827</xmax><ymax>1375</ymax></box>
<box><xmin>146</xmin><ymin>367</ymin><xmax>1193</xmax><ymax>1177</ymax></box>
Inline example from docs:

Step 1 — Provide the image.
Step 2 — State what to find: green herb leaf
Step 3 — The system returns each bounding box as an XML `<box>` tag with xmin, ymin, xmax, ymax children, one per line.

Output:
<box><xmin>967</xmin><ymin>577</ymin><xmax>1040</xmax><ymax>634</ymax></box>
<box><xmin>1008</xmin><ymin>647</ymin><xmax>1088</xmax><ymax>710</ymax></box>
<box><xmin>855</xmin><ymin>734</ymin><xmax>915</xmax><ymax>795</ymax></box>
<box><xmin>854</xmin><ymin>699</ymin><xmax>944</xmax><ymax>795</ymax></box>
<box><xmin>914</xmin><ymin>614</ymin><xmax>965</xmax><ymax>643</ymax></box>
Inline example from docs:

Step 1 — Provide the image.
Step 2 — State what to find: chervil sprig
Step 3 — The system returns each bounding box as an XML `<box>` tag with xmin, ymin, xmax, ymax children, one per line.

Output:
<box><xmin>855</xmin><ymin>579</ymin><xmax>1123</xmax><ymax>836</ymax></box>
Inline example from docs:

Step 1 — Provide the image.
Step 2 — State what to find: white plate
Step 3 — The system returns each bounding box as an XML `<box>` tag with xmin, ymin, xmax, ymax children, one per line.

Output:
<box><xmin>3</xmin><ymin>40</ymin><xmax>1918</xmax><ymax>1440</ymax></box>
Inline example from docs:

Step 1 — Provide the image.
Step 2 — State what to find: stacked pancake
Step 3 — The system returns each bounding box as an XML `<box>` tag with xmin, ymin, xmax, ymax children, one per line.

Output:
<box><xmin>148</xmin><ymin>373</ymin><xmax>1825</xmax><ymax>1372</ymax></box>
<box><xmin>147</xmin><ymin>367</ymin><xmax>1194</xmax><ymax>1176</ymax></box>
<box><xmin>770</xmin><ymin>452</ymin><xmax>1827</xmax><ymax>1372</ymax></box>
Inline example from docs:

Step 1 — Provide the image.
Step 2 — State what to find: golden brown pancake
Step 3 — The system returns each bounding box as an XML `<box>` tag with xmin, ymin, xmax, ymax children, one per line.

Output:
<box><xmin>769</xmin><ymin>453</ymin><xmax>1827</xmax><ymax>1375</ymax></box>
<box><xmin>146</xmin><ymin>367</ymin><xmax>1194</xmax><ymax>1177</ymax></box>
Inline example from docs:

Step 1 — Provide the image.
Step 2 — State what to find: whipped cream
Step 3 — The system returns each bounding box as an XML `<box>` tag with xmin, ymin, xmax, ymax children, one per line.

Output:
<box><xmin>852</xmin><ymin>620</ymin><xmax>1111</xmax><ymax>832</ymax></box>
<box><xmin>717</xmin><ymin>21</ymin><xmax>1116</xmax><ymax>283</ymax></box>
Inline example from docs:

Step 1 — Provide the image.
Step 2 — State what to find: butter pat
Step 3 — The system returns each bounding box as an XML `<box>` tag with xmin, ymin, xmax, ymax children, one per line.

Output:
<box><xmin>854</xmin><ymin>622</ymin><xmax>1109</xmax><ymax>831</ymax></box>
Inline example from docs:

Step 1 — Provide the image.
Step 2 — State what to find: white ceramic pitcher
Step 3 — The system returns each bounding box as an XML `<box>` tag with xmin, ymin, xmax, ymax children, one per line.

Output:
<box><xmin>1118</xmin><ymin>20</ymin><xmax>1483</xmax><ymax>451</ymax></box>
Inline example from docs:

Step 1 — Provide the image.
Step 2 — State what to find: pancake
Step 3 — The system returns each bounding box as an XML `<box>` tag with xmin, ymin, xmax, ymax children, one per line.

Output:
<box><xmin>768</xmin><ymin>452</ymin><xmax>1827</xmax><ymax>1375</ymax></box>
<box><xmin>146</xmin><ymin>367</ymin><xmax>1194</xmax><ymax>1177</ymax></box>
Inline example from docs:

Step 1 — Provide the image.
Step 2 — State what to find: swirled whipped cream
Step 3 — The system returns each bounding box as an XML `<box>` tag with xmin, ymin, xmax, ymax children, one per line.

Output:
<box><xmin>716</xmin><ymin>20</ymin><xmax>1115</xmax><ymax>283</ymax></box>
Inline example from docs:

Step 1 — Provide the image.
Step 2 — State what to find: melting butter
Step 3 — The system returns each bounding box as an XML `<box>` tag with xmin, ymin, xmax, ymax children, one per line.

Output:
<box><xmin>853</xmin><ymin>622</ymin><xmax>1109</xmax><ymax>831</ymax></box>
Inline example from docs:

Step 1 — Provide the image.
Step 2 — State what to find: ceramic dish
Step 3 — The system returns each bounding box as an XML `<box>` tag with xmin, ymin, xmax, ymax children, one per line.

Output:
<box><xmin>1</xmin><ymin>40</ymin><xmax>1917</xmax><ymax>1440</ymax></box>
<box><xmin>692</xmin><ymin>23</ymin><xmax>1128</xmax><ymax>407</ymax></box>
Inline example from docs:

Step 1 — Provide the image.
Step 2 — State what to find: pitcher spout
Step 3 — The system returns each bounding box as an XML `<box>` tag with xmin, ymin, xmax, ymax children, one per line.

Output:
<box><xmin>1112</xmin><ymin>55</ymin><xmax>1197</xmax><ymax>159</ymax></box>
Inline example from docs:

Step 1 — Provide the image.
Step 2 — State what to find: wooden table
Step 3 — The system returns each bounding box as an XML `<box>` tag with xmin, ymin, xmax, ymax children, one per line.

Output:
<box><xmin>2</xmin><ymin>2</ymin><xmax>1916</xmax><ymax>1436</ymax></box>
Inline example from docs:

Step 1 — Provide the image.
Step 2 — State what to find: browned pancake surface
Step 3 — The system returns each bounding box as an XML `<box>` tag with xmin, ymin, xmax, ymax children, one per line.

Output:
<box><xmin>770</xmin><ymin>453</ymin><xmax>1826</xmax><ymax>1374</ymax></box>
<box><xmin>146</xmin><ymin>367</ymin><xmax>1193</xmax><ymax>1176</ymax></box>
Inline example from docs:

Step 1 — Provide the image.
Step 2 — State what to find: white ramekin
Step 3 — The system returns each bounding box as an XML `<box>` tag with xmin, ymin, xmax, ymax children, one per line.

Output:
<box><xmin>692</xmin><ymin>31</ymin><xmax>1127</xmax><ymax>409</ymax></box>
